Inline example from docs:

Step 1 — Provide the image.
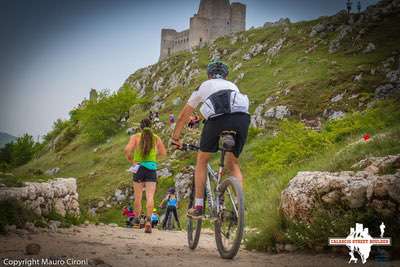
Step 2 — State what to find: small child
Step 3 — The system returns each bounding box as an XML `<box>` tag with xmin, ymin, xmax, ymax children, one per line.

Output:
<box><xmin>151</xmin><ymin>208</ymin><xmax>159</xmax><ymax>228</ymax></box>
<box><xmin>122</xmin><ymin>205</ymin><xmax>136</xmax><ymax>227</ymax></box>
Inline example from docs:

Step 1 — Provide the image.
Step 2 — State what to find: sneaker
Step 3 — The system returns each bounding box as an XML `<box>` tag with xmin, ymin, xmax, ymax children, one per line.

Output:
<box><xmin>187</xmin><ymin>206</ymin><xmax>203</xmax><ymax>220</ymax></box>
<box><xmin>144</xmin><ymin>221</ymin><xmax>152</xmax><ymax>233</ymax></box>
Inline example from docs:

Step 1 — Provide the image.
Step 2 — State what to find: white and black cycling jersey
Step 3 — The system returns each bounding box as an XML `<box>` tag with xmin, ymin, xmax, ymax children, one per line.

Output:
<box><xmin>187</xmin><ymin>78</ymin><xmax>249</xmax><ymax>120</ymax></box>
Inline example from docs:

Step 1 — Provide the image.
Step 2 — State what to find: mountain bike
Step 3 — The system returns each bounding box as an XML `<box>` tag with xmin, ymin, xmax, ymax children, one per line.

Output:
<box><xmin>180</xmin><ymin>131</ymin><xmax>245</xmax><ymax>259</ymax></box>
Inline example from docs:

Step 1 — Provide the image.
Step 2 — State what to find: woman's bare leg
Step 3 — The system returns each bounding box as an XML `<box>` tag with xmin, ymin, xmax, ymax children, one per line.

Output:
<box><xmin>133</xmin><ymin>182</ymin><xmax>144</xmax><ymax>216</ymax></box>
<box><xmin>144</xmin><ymin>182</ymin><xmax>156</xmax><ymax>219</ymax></box>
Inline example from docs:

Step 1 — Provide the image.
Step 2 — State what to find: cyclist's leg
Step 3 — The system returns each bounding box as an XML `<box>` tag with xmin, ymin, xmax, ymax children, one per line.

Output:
<box><xmin>144</xmin><ymin>182</ymin><xmax>156</xmax><ymax>220</ymax></box>
<box><xmin>133</xmin><ymin>182</ymin><xmax>144</xmax><ymax>216</ymax></box>
<box><xmin>195</xmin><ymin>151</ymin><xmax>212</xmax><ymax>199</ymax></box>
<box><xmin>224</xmin><ymin>152</ymin><xmax>243</xmax><ymax>187</ymax></box>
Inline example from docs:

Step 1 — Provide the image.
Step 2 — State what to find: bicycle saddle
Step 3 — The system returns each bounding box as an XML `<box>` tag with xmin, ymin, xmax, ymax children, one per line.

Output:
<box><xmin>220</xmin><ymin>131</ymin><xmax>236</xmax><ymax>151</ymax></box>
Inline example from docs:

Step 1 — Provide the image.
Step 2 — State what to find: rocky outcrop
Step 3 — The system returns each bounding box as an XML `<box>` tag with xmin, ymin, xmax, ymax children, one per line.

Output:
<box><xmin>267</xmin><ymin>38</ymin><xmax>286</xmax><ymax>58</ymax></box>
<box><xmin>264</xmin><ymin>18</ymin><xmax>291</xmax><ymax>28</ymax></box>
<box><xmin>0</xmin><ymin>178</ymin><xmax>80</xmax><ymax>217</ymax></box>
<box><xmin>281</xmin><ymin>155</ymin><xmax>400</xmax><ymax>222</ymax></box>
<box><xmin>174</xmin><ymin>166</ymin><xmax>194</xmax><ymax>200</ymax></box>
<box><xmin>265</xmin><ymin>105</ymin><xmax>291</xmax><ymax>120</ymax></box>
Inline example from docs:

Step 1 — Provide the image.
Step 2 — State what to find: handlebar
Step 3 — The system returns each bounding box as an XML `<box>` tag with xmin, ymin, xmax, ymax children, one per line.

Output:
<box><xmin>182</xmin><ymin>143</ymin><xmax>200</xmax><ymax>151</ymax></box>
<box><xmin>171</xmin><ymin>142</ymin><xmax>199</xmax><ymax>151</ymax></box>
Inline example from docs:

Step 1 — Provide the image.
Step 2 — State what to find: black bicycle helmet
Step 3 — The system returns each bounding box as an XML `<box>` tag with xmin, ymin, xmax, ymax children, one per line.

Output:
<box><xmin>207</xmin><ymin>60</ymin><xmax>229</xmax><ymax>79</ymax></box>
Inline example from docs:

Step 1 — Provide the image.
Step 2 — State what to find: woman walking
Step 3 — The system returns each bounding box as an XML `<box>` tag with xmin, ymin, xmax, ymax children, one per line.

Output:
<box><xmin>124</xmin><ymin>118</ymin><xmax>167</xmax><ymax>233</ymax></box>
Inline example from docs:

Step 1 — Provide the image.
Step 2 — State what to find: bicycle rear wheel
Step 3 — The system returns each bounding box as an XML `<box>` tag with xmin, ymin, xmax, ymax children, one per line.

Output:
<box><xmin>214</xmin><ymin>176</ymin><xmax>244</xmax><ymax>259</ymax></box>
<box><xmin>187</xmin><ymin>180</ymin><xmax>202</xmax><ymax>249</ymax></box>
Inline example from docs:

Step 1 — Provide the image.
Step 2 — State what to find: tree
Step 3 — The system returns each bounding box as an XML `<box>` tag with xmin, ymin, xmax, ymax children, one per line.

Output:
<box><xmin>11</xmin><ymin>134</ymin><xmax>36</xmax><ymax>166</ymax></box>
<box><xmin>74</xmin><ymin>87</ymin><xmax>138</xmax><ymax>144</ymax></box>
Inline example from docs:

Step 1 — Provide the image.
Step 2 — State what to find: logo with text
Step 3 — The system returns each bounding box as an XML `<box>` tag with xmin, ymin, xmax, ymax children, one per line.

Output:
<box><xmin>329</xmin><ymin>222</ymin><xmax>391</xmax><ymax>264</ymax></box>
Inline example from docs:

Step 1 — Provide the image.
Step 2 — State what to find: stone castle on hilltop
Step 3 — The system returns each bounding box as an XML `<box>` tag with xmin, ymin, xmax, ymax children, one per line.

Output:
<box><xmin>159</xmin><ymin>0</ymin><xmax>246</xmax><ymax>60</ymax></box>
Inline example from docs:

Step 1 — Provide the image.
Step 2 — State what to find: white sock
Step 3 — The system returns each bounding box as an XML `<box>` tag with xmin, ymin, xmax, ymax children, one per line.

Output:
<box><xmin>194</xmin><ymin>198</ymin><xmax>204</xmax><ymax>207</ymax></box>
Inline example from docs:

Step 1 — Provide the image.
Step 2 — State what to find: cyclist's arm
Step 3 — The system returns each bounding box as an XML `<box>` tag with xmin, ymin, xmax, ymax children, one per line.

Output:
<box><xmin>156</xmin><ymin>136</ymin><xmax>167</xmax><ymax>158</ymax></box>
<box><xmin>172</xmin><ymin>104</ymin><xmax>195</xmax><ymax>142</ymax></box>
<box><xmin>124</xmin><ymin>135</ymin><xmax>137</xmax><ymax>165</ymax></box>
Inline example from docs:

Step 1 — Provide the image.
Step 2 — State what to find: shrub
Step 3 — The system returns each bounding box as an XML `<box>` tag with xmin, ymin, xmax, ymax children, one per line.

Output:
<box><xmin>43</xmin><ymin>119</ymin><xmax>71</xmax><ymax>144</ymax></box>
<box><xmin>0</xmin><ymin>134</ymin><xmax>40</xmax><ymax>169</ymax></box>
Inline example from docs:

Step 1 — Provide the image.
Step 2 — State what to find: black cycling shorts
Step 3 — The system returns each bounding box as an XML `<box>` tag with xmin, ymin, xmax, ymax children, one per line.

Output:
<box><xmin>199</xmin><ymin>113</ymin><xmax>250</xmax><ymax>158</ymax></box>
<box><xmin>133</xmin><ymin>166</ymin><xmax>157</xmax><ymax>183</ymax></box>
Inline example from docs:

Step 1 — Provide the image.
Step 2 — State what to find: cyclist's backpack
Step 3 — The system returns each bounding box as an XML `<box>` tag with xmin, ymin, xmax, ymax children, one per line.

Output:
<box><xmin>200</xmin><ymin>89</ymin><xmax>249</xmax><ymax>120</ymax></box>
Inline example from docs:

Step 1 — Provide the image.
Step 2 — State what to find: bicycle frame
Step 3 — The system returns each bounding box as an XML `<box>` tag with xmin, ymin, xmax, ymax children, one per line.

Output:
<box><xmin>204</xmin><ymin>149</ymin><xmax>239</xmax><ymax>219</ymax></box>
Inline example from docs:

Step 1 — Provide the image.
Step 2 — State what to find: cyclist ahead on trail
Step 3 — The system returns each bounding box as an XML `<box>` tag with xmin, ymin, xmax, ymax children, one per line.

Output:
<box><xmin>160</xmin><ymin>187</ymin><xmax>181</xmax><ymax>229</ymax></box>
<box><xmin>124</xmin><ymin>118</ymin><xmax>167</xmax><ymax>233</ymax></box>
<box><xmin>171</xmin><ymin>60</ymin><xmax>250</xmax><ymax>219</ymax></box>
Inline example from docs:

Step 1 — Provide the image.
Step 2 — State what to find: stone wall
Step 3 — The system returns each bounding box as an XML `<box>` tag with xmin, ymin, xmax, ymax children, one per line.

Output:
<box><xmin>0</xmin><ymin>178</ymin><xmax>80</xmax><ymax>217</ymax></box>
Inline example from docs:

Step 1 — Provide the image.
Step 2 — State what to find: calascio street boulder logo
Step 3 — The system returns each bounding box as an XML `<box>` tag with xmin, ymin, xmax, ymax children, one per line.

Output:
<box><xmin>329</xmin><ymin>223</ymin><xmax>391</xmax><ymax>264</ymax></box>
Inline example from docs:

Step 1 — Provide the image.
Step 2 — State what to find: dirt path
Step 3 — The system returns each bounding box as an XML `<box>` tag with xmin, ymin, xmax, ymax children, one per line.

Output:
<box><xmin>0</xmin><ymin>225</ymin><xmax>397</xmax><ymax>267</ymax></box>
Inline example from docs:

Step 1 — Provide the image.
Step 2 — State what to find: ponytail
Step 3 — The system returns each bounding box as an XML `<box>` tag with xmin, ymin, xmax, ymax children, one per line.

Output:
<box><xmin>140</xmin><ymin>127</ymin><xmax>154</xmax><ymax>157</ymax></box>
<box><xmin>139</xmin><ymin>118</ymin><xmax>154</xmax><ymax>157</ymax></box>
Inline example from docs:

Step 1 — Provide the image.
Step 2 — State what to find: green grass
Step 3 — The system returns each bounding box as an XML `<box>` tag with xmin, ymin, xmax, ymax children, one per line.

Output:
<box><xmin>243</xmin><ymin>103</ymin><xmax>400</xmax><ymax>250</ymax></box>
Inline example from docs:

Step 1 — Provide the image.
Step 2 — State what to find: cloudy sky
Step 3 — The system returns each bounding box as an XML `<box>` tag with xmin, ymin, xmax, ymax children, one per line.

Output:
<box><xmin>0</xmin><ymin>0</ymin><xmax>378</xmax><ymax>138</ymax></box>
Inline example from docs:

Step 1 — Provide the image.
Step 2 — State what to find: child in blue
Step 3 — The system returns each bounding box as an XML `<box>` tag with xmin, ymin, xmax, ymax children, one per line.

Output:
<box><xmin>160</xmin><ymin>188</ymin><xmax>181</xmax><ymax>229</ymax></box>
<box><xmin>151</xmin><ymin>208</ymin><xmax>159</xmax><ymax>228</ymax></box>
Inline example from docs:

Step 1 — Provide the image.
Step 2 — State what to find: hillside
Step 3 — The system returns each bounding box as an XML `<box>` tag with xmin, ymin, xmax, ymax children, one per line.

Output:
<box><xmin>0</xmin><ymin>132</ymin><xmax>16</xmax><ymax>148</ymax></box>
<box><xmin>10</xmin><ymin>0</ymin><xmax>400</xmax><ymax>252</ymax></box>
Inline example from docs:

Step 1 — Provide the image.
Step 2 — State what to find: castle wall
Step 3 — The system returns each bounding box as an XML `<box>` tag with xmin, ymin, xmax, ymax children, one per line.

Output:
<box><xmin>230</xmin><ymin>3</ymin><xmax>246</xmax><ymax>33</ymax></box>
<box><xmin>172</xmin><ymin>29</ymin><xmax>190</xmax><ymax>53</ymax></box>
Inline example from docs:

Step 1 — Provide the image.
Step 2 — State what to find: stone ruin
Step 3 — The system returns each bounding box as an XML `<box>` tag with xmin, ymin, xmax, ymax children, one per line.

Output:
<box><xmin>160</xmin><ymin>0</ymin><xmax>246</xmax><ymax>60</ymax></box>
<box><xmin>0</xmin><ymin>178</ymin><xmax>80</xmax><ymax>217</ymax></box>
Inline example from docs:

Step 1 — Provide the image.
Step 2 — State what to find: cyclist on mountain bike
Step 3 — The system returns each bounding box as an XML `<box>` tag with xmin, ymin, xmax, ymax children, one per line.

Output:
<box><xmin>171</xmin><ymin>60</ymin><xmax>250</xmax><ymax>219</ymax></box>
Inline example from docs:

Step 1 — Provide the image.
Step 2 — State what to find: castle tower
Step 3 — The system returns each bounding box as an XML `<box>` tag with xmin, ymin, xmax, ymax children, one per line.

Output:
<box><xmin>230</xmin><ymin>2</ymin><xmax>246</xmax><ymax>33</ymax></box>
<box><xmin>160</xmin><ymin>29</ymin><xmax>177</xmax><ymax>60</ymax></box>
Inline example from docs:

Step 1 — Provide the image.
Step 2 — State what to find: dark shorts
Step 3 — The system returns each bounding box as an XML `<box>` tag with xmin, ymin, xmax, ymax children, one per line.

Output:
<box><xmin>200</xmin><ymin>113</ymin><xmax>250</xmax><ymax>158</ymax></box>
<box><xmin>133</xmin><ymin>166</ymin><xmax>157</xmax><ymax>183</ymax></box>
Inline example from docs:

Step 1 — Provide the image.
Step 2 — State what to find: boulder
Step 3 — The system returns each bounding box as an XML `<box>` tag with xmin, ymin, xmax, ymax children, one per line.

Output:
<box><xmin>233</xmin><ymin>63</ymin><xmax>242</xmax><ymax>72</ymax></box>
<box><xmin>309</xmin><ymin>23</ymin><xmax>326</xmax><ymax>37</ymax></box>
<box><xmin>114</xmin><ymin>189</ymin><xmax>126</xmax><ymax>202</ymax></box>
<box><xmin>330</xmin><ymin>93</ymin><xmax>344</xmax><ymax>103</ymax></box>
<box><xmin>281</xmin><ymin>155</ymin><xmax>400</xmax><ymax>222</ymax></box>
<box><xmin>172</xmin><ymin>97</ymin><xmax>182</xmax><ymax>106</ymax></box>
<box><xmin>265</xmin><ymin>106</ymin><xmax>290</xmax><ymax>120</ymax></box>
<box><xmin>324</xmin><ymin>109</ymin><xmax>346</xmax><ymax>120</ymax></box>
<box><xmin>363</xmin><ymin>43</ymin><xmax>376</xmax><ymax>54</ymax></box>
<box><xmin>242</xmin><ymin>53</ymin><xmax>252</xmax><ymax>61</ymax></box>
<box><xmin>375</xmin><ymin>84</ymin><xmax>399</xmax><ymax>99</ymax></box>
<box><xmin>45</xmin><ymin>167</ymin><xmax>60</xmax><ymax>176</ymax></box>
<box><xmin>157</xmin><ymin>168</ymin><xmax>172</xmax><ymax>178</ymax></box>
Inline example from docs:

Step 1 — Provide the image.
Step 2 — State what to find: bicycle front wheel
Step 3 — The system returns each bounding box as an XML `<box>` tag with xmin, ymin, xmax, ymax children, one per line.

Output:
<box><xmin>214</xmin><ymin>177</ymin><xmax>244</xmax><ymax>259</ymax></box>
